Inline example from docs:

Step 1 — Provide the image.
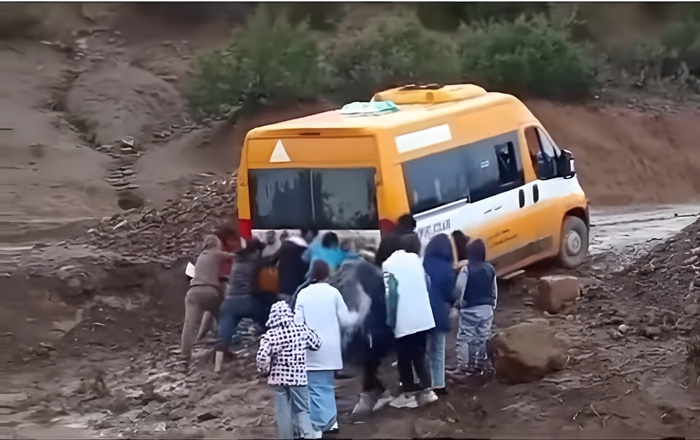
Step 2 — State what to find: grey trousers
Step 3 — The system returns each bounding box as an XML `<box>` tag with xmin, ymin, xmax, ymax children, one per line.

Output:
<box><xmin>180</xmin><ymin>285</ymin><xmax>221</xmax><ymax>361</ymax></box>
<box><xmin>273</xmin><ymin>385</ymin><xmax>316</xmax><ymax>439</ymax></box>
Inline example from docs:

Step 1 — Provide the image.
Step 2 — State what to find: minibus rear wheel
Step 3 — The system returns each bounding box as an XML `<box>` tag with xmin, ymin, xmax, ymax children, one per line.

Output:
<box><xmin>558</xmin><ymin>216</ymin><xmax>589</xmax><ymax>268</ymax></box>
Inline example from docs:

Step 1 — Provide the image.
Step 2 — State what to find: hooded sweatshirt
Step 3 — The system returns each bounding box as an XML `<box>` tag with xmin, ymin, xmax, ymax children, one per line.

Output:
<box><xmin>256</xmin><ymin>301</ymin><xmax>321</xmax><ymax>387</ymax></box>
<box><xmin>423</xmin><ymin>234</ymin><xmax>457</xmax><ymax>333</ymax></box>
<box><xmin>382</xmin><ymin>250</ymin><xmax>435</xmax><ymax>339</ymax></box>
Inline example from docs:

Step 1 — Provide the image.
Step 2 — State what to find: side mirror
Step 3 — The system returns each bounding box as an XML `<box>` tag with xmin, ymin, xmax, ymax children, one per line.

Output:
<box><xmin>557</xmin><ymin>150</ymin><xmax>576</xmax><ymax>178</ymax></box>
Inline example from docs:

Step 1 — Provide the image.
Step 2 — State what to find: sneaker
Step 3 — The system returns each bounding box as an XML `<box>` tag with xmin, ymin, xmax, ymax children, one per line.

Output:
<box><xmin>372</xmin><ymin>389</ymin><xmax>394</xmax><ymax>412</ymax></box>
<box><xmin>389</xmin><ymin>392</ymin><xmax>418</xmax><ymax>409</ymax></box>
<box><xmin>308</xmin><ymin>430</ymin><xmax>323</xmax><ymax>439</ymax></box>
<box><xmin>351</xmin><ymin>392</ymin><xmax>376</xmax><ymax>418</ymax></box>
<box><xmin>323</xmin><ymin>421</ymin><xmax>339</xmax><ymax>436</ymax></box>
<box><xmin>416</xmin><ymin>389</ymin><xmax>438</xmax><ymax>406</ymax></box>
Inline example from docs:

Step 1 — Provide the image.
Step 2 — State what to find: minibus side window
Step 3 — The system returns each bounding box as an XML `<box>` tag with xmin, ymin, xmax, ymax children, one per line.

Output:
<box><xmin>524</xmin><ymin>126</ymin><xmax>558</xmax><ymax>180</ymax></box>
<box><xmin>402</xmin><ymin>132</ymin><xmax>524</xmax><ymax>213</ymax></box>
<box><xmin>402</xmin><ymin>148</ymin><xmax>470</xmax><ymax>214</ymax></box>
<box><xmin>464</xmin><ymin>140</ymin><xmax>524</xmax><ymax>203</ymax></box>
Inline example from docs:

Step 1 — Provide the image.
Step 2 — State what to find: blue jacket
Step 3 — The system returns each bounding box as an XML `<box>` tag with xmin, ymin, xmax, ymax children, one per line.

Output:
<box><xmin>423</xmin><ymin>234</ymin><xmax>457</xmax><ymax>333</ymax></box>
<box><xmin>305</xmin><ymin>244</ymin><xmax>357</xmax><ymax>277</ymax></box>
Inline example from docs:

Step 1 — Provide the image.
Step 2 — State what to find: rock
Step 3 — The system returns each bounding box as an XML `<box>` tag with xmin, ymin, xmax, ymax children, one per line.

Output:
<box><xmin>641</xmin><ymin>326</ymin><xmax>662</xmax><ymax>339</ymax></box>
<box><xmin>617</xmin><ymin>324</ymin><xmax>630</xmax><ymax>334</ymax></box>
<box><xmin>196</xmin><ymin>410</ymin><xmax>219</xmax><ymax>422</ymax></box>
<box><xmin>533</xmin><ymin>275</ymin><xmax>580</xmax><ymax>314</ymax></box>
<box><xmin>490</xmin><ymin>321</ymin><xmax>567</xmax><ymax>384</ymax></box>
<box><xmin>0</xmin><ymin>392</ymin><xmax>28</xmax><ymax>407</ymax></box>
<box><xmin>168</xmin><ymin>408</ymin><xmax>188</xmax><ymax>421</ymax></box>
<box><xmin>684</xmin><ymin>304</ymin><xmax>700</xmax><ymax>315</ymax></box>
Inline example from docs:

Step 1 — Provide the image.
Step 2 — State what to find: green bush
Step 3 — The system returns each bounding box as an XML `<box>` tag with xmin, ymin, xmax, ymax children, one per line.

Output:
<box><xmin>415</xmin><ymin>3</ymin><xmax>549</xmax><ymax>32</ymax></box>
<box><xmin>659</xmin><ymin>20</ymin><xmax>700</xmax><ymax>74</ymax></box>
<box><xmin>186</xmin><ymin>6</ymin><xmax>327</xmax><ymax>118</ymax></box>
<box><xmin>327</xmin><ymin>16</ymin><xmax>461</xmax><ymax>100</ymax></box>
<box><xmin>458</xmin><ymin>15</ymin><xmax>595</xmax><ymax>98</ymax></box>
<box><xmin>283</xmin><ymin>2</ymin><xmax>345</xmax><ymax>31</ymax></box>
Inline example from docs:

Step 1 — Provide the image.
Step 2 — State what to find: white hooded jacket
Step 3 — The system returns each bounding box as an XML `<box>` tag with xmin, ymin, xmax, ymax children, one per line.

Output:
<box><xmin>382</xmin><ymin>250</ymin><xmax>435</xmax><ymax>339</ymax></box>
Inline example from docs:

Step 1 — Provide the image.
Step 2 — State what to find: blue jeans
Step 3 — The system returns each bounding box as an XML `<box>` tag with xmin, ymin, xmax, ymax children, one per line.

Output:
<box><xmin>217</xmin><ymin>294</ymin><xmax>271</xmax><ymax>351</ymax></box>
<box><xmin>273</xmin><ymin>385</ymin><xmax>316</xmax><ymax>439</ymax></box>
<box><xmin>427</xmin><ymin>330</ymin><xmax>447</xmax><ymax>389</ymax></box>
<box><xmin>456</xmin><ymin>306</ymin><xmax>494</xmax><ymax>375</ymax></box>
<box><xmin>307</xmin><ymin>370</ymin><xmax>337</xmax><ymax>432</ymax></box>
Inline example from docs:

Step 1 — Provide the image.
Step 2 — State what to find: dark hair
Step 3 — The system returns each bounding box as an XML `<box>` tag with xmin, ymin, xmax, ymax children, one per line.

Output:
<box><xmin>310</xmin><ymin>259</ymin><xmax>331</xmax><ymax>281</ymax></box>
<box><xmin>451</xmin><ymin>230</ymin><xmax>470</xmax><ymax>261</ymax></box>
<box><xmin>246</xmin><ymin>237</ymin><xmax>265</xmax><ymax>252</ymax></box>
<box><xmin>238</xmin><ymin>237</ymin><xmax>264</xmax><ymax>256</ymax></box>
<box><xmin>397</xmin><ymin>233</ymin><xmax>422</xmax><ymax>255</ymax></box>
<box><xmin>467</xmin><ymin>238</ymin><xmax>487</xmax><ymax>263</ymax></box>
<box><xmin>301</xmin><ymin>228</ymin><xmax>319</xmax><ymax>238</ymax></box>
<box><xmin>321</xmin><ymin>231</ymin><xmax>339</xmax><ymax>248</ymax></box>
<box><xmin>397</xmin><ymin>214</ymin><xmax>417</xmax><ymax>231</ymax></box>
<box><xmin>215</xmin><ymin>223</ymin><xmax>237</xmax><ymax>240</ymax></box>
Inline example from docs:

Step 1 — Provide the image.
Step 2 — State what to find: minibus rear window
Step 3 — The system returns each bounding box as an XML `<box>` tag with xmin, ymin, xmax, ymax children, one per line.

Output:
<box><xmin>249</xmin><ymin>168</ymin><xmax>379</xmax><ymax>230</ymax></box>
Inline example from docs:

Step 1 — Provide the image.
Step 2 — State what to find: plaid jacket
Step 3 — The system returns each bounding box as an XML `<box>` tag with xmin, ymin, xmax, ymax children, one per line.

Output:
<box><xmin>256</xmin><ymin>301</ymin><xmax>321</xmax><ymax>386</ymax></box>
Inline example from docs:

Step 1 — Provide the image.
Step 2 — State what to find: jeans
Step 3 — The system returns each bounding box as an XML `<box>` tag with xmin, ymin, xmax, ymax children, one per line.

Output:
<box><xmin>456</xmin><ymin>306</ymin><xmax>494</xmax><ymax>376</ymax></box>
<box><xmin>216</xmin><ymin>294</ymin><xmax>274</xmax><ymax>351</ymax></box>
<box><xmin>307</xmin><ymin>370</ymin><xmax>337</xmax><ymax>432</ymax></box>
<box><xmin>427</xmin><ymin>330</ymin><xmax>447</xmax><ymax>389</ymax></box>
<box><xmin>396</xmin><ymin>330</ymin><xmax>431</xmax><ymax>393</ymax></box>
<box><xmin>273</xmin><ymin>385</ymin><xmax>316</xmax><ymax>439</ymax></box>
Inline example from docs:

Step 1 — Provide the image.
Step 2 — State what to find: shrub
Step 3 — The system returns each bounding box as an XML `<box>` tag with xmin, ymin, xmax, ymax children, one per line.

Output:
<box><xmin>327</xmin><ymin>16</ymin><xmax>461</xmax><ymax>100</ymax></box>
<box><xmin>458</xmin><ymin>15</ymin><xmax>595</xmax><ymax>99</ymax></box>
<box><xmin>415</xmin><ymin>3</ymin><xmax>549</xmax><ymax>32</ymax></box>
<box><xmin>659</xmin><ymin>20</ymin><xmax>700</xmax><ymax>75</ymax></box>
<box><xmin>283</xmin><ymin>2</ymin><xmax>345</xmax><ymax>31</ymax></box>
<box><xmin>186</xmin><ymin>6</ymin><xmax>327</xmax><ymax>118</ymax></box>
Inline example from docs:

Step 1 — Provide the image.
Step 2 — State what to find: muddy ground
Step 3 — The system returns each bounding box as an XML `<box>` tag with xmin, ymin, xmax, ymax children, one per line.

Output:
<box><xmin>4</xmin><ymin>4</ymin><xmax>700</xmax><ymax>439</ymax></box>
<box><xmin>3</xmin><ymin>203</ymin><xmax>700</xmax><ymax>440</ymax></box>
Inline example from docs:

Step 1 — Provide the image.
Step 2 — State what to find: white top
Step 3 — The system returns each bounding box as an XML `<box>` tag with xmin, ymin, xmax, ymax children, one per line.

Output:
<box><xmin>294</xmin><ymin>282</ymin><xmax>362</xmax><ymax>371</ymax></box>
<box><xmin>382</xmin><ymin>250</ymin><xmax>436</xmax><ymax>339</ymax></box>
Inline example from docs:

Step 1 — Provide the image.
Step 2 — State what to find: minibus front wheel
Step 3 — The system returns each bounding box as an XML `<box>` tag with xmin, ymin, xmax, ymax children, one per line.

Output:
<box><xmin>558</xmin><ymin>216</ymin><xmax>589</xmax><ymax>268</ymax></box>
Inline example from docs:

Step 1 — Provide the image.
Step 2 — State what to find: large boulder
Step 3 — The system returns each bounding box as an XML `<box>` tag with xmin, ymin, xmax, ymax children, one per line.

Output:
<box><xmin>491</xmin><ymin>320</ymin><xmax>567</xmax><ymax>383</ymax></box>
<box><xmin>533</xmin><ymin>275</ymin><xmax>580</xmax><ymax>314</ymax></box>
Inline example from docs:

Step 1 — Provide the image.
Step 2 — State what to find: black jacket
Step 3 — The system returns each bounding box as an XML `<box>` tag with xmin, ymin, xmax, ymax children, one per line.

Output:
<box><xmin>277</xmin><ymin>238</ymin><xmax>310</xmax><ymax>297</ymax></box>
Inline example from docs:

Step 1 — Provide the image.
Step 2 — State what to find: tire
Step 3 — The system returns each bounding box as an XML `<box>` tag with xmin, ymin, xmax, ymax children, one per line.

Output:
<box><xmin>557</xmin><ymin>216</ymin><xmax>589</xmax><ymax>269</ymax></box>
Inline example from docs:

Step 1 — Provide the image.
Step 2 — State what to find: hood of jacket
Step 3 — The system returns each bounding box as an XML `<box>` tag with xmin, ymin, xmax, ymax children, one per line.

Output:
<box><xmin>266</xmin><ymin>300</ymin><xmax>294</xmax><ymax>328</ymax></box>
<box><xmin>423</xmin><ymin>234</ymin><xmax>453</xmax><ymax>263</ymax></box>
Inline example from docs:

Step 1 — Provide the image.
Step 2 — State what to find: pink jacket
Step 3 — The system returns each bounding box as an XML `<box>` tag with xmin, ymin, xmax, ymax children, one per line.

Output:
<box><xmin>256</xmin><ymin>301</ymin><xmax>321</xmax><ymax>386</ymax></box>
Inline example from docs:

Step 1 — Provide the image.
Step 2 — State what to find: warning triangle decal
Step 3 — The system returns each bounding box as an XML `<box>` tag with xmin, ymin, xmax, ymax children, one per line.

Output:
<box><xmin>269</xmin><ymin>140</ymin><xmax>291</xmax><ymax>163</ymax></box>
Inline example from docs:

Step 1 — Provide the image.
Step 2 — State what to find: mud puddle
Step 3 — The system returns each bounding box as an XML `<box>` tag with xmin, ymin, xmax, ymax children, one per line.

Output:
<box><xmin>589</xmin><ymin>204</ymin><xmax>700</xmax><ymax>270</ymax></box>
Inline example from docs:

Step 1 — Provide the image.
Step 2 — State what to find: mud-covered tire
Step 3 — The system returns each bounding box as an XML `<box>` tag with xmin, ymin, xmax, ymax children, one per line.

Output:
<box><xmin>557</xmin><ymin>215</ymin><xmax>589</xmax><ymax>269</ymax></box>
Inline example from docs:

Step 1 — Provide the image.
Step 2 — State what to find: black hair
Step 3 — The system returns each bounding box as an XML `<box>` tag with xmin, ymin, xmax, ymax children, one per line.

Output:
<box><xmin>321</xmin><ymin>231</ymin><xmax>339</xmax><ymax>248</ymax></box>
<box><xmin>397</xmin><ymin>214</ymin><xmax>417</xmax><ymax>230</ymax></box>
<box><xmin>451</xmin><ymin>230</ymin><xmax>470</xmax><ymax>261</ymax></box>
<box><xmin>301</xmin><ymin>228</ymin><xmax>319</xmax><ymax>238</ymax></box>
<box><xmin>397</xmin><ymin>234</ymin><xmax>422</xmax><ymax>255</ymax></box>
